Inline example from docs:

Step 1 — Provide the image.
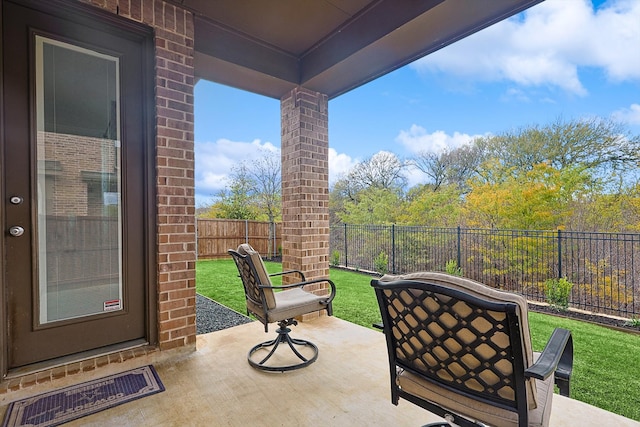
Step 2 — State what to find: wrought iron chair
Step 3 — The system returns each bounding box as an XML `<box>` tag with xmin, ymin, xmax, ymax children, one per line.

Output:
<box><xmin>228</xmin><ymin>243</ymin><xmax>336</xmax><ymax>371</ymax></box>
<box><xmin>371</xmin><ymin>272</ymin><xmax>573</xmax><ymax>427</ymax></box>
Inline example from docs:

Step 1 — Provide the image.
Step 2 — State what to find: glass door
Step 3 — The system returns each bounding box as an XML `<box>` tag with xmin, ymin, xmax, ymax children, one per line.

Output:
<box><xmin>36</xmin><ymin>36</ymin><xmax>124</xmax><ymax>324</ymax></box>
<box><xmin>3</xmin><ymin>0</ymin><xmax>153</xmax><ymax>369</ymax></box>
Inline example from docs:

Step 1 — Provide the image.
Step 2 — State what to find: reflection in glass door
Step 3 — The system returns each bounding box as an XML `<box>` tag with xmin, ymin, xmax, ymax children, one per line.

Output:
<box><xmin>35</xmin><ymin>36</ymin><xmax>123</xmax><ymax>323</ymax></box>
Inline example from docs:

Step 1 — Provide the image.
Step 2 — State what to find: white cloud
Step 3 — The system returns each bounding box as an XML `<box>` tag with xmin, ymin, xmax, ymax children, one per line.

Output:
<box><xmin>411</xmin><ymin>0</ymin><xmax>640</xmax><ymax>95</ymax></box>
<box><xmin>395</xmin><ymin>126</ymin><xmax>489</xmax><ymax>187</ymax></box>
<box><xmin>395</xmin><ymin>124</ymin><xmax>486</xmax><ymax>155</ymax></box>
<box><xmin>195</xmin><ymin>139</ymin><xmax>358</xmax><ymax>205</ymax></box>
<box><xmin>328</xmin><ymin>148</ymin><xmax>357</xmax><ymax>185</ymax></box>
<box><xmin>501</xmin><ymin>88</ymin><xmax>531</xmax><ymax>103</ymax></box>
<box><xmin>612</xmin><ymin>103</ymin><xmax>640</xmax><ymax>125</ymax></box>
<box><xmin>405</xmin><ymin>167</ymin><xmax>428</xmax><ymax>188</ymax></box>
<box><xmin>194</xmin><ymin>138</ymin><xmax>278</xmax><ymax>205</ymax></box>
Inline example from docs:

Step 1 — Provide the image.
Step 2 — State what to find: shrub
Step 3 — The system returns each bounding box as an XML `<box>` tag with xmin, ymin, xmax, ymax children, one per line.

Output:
<box><xmin>544</xmin><ymin>277</ymin><xmax>573</xmax><ymax>311</ymax></box>
<box><xmin>330</xmin><ymin>250</ymin><xmax>341</xmax><ymax>266</ymax></box>
<box><xmin>624</xmin><ymin>317</ymin><xmax>640</xmax><ymax>328</ymax></box>
<box><xmin>445</xmin><ymin>259</ymin><xmax>462</xmax><ymax>276</ymax></box>
<box><xmin>374</xmin><ymin>251</ymin><xmax>389</xmax><ymax>275</ymax></box>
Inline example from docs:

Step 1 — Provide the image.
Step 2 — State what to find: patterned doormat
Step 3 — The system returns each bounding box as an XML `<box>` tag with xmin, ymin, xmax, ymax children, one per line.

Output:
<box><xmin>2</xmin><ymin>365</ymin><xmax>164</xmax><ymax>427</ymax></box>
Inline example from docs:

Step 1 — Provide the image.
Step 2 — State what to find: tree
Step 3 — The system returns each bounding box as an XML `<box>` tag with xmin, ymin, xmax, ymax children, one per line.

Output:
<box><xmin>244</xmin><ymin>152</ymin><xmax>281</xmax><ymax>223</ymax></box>
<box><xmin>464</xmin><ymin>162</ymin><xmax>590</xmax><ymax>230</ymax></box>
<box><xmin>330</xmin><ymin>151</ymin><xmax>407</xmax><ymax>225</ymax></box>
<box><xmin>245</xmin><ymin>152</ymin><xmax>282</xmax><ymax>257</ymax></box>
<box><xmin>410</xmin><ymin>144</ymin><xmax>483</xmax><ymax>192</ymax></box>
<box><xmin>567</xmin><ymin>184</ymin><xmax>640</xmax><ymax>233</ymax></box>
<box><xmin>465</xmin><ymin>117</ymin><xmax>640</xmax><ymax>232</ymax></box>
<box><xmin>443</xmin><ymin>144</ymin><xmax>485</xmax><ymax>192</ymax></box>
<box><xmin>329</xmin><ymin>178</ymin><xmax>351</xmax><ymax>223</ymax></box>
<box><xmin>336</xmin><ymin>186</ymin><xmax>403</xmax><ymax>225</ymax></box>
<box><xmin>410</xmin><ymin>151</ymin><xmax>448</xmax><ymax>191</ymax></box>
<box><xmin>201</xmin><ymin>150</ymin><xmax>282</xmax><ymax>223</ymax></box>
<box><xmin>398</xmin><ymin>184</ymin><xmax>462</xmax><ymax>227</ymax></box>
<box><xmin>475</xmin><ymin>117</ymin><xmax>640</xmax><ymax>187</ymax></box>
<box><xmin>347</xmin><ymin>151</ymin><xmax>407</xmax><ymax>193</ymax></box>
<box><xmin>211</xmin><ymin>165</ymin><xmax>258</xmax><ymax>220</ymax></box>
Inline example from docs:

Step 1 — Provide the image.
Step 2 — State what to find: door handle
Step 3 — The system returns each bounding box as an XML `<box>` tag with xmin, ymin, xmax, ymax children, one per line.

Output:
<box><xmin>9</xmin><ymin>226</ymin><xmax>24</xmax><ymax>237</ymax></box>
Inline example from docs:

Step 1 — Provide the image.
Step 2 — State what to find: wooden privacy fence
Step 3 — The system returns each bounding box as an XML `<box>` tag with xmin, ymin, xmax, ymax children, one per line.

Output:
<box><xmin>46</xmin><ymin>216</ymin><xmax>119</xmax><ymax>286</ymax></box>
<box><xmin>197</xmin><ymin>219</ymin><xmax>282</xmax><ymax>259</ymax></box>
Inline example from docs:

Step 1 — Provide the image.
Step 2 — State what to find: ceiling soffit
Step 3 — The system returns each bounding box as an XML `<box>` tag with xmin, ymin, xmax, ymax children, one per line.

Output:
<box><xmin>181</xmin><ymin>0</ymin><xmax>544</xmax><ymax>99</ymax></box>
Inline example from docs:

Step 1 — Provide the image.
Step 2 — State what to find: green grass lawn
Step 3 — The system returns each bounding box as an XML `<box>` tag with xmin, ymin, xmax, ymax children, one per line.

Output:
<box><xmin>197</xmin><ymin>258</ymin><xmax>640</xmax><ymax>421</ymax></box>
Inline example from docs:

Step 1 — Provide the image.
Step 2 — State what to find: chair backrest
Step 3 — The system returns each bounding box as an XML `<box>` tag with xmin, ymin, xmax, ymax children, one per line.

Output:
<box><xmin>228</xmin><ymin>244</ymin><xmax>277</xmax><ymax>313</ymax></box>
<box><xmin>373</xmin><ymin>272</ymin><xmax>538</xmax><ymax>413</ymax></box>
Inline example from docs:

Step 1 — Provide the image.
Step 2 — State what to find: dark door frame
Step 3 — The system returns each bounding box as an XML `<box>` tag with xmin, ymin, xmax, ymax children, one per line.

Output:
<box><xmin>0</xmin><ymin>0</ymin><xmax>157</xmax><ymax>375</ymax></box>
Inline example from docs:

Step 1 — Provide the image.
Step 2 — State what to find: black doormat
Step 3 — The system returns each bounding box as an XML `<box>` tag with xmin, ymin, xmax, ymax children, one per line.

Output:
<box><xmin>2</xmin><ymin>365</ymin><xmax>164</xmax><ymax>427</ymax></box>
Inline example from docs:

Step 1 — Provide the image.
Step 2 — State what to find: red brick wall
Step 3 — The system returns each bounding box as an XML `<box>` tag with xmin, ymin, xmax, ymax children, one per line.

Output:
<box><xmin>281</xmin><ymin>88</ymin><xmax>330</xmax><ymax>321</ymax></box>
<box><xmin>38</xmin><ymin>131</ymin><xmax>118</xmax><ymax>216</ymax></box>
<box><xmin>81</xmin><ymin>0</ymin><xmax>197</xmax><ymax>350</ymax></box>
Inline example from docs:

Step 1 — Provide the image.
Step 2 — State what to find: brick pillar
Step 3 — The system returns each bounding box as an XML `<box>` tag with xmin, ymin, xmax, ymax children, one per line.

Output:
<box><xmin>153</xmin><ymin>5</ymin><xmax>197</xmax><ymax>351</ymax></box>
<box><xmin>281</xmin><ymin>88</ymin><xmax>330</xmax><ymax>320</ymax></box>
<box><xmin>81</xmin><ymin>0</ymin><xmax>198</xmax><ymax>351</ymax></box>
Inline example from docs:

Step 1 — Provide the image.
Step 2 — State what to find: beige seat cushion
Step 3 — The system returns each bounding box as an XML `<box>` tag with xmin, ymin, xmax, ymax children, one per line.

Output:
<box><xmin>379</xmin><ymin>271</ymin><xmax>537</xmax><ymax>409</ymax></box>
<box><xmin>267</xmin><ymin>288</ymin><xmax>329</xmax><ymax>323</ymax></box>
<box><xmin>397</xmin><ymin>352</ymin><xmax>553</xmax><ymax>427</ymax></box>
<box><xmin>237</xmin><ymin>243</ymin><xmax>276</xmax><ymax>310</ymax></box>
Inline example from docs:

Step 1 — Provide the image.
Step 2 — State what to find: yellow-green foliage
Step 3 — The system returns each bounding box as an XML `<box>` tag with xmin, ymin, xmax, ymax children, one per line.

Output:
<box><xmin>337</xmin><ymin>187</ymin><xmax>402</xmax><ymax>225</ymax></box>
<box><xmin>584</xmin><ymin>259</ymin><xmax>633</xmax><ymax>308</ymax></box>
<box><xmin>544</xmin><ymin>277</ymin><xmax>573</xmax><ymax>310</ymax></box>
<box><xmin>398</xmin><ymin>184</ymin><xmax>462</xmax><ymax>226</ymax></box>
<box><xmin>374</xmin><ymin>251</ymin><xmax>389</xmax><ymax>275</ymax></box>
<box><xmin>331</xmin><ymin>250</ymin><xmax>341</xmax><ymax>266</ymax></box>
<box><xmin>445</xmin><ymin>259</ymin><xmax>462</xmax><ymax>276</ymax></box>
<box><xmin>464</xmin><ymin>162</ymin><xmax>589</xmax><ymax>230</ymax></box>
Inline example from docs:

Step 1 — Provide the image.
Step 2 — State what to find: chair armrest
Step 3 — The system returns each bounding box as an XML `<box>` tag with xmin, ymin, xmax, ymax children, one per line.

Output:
<box><xmin>260</xmin><ymin>278</ymin><xmax>337</xmax><ymax>304</ymax></box>
<box><xmin>525</xmin><ymin>328</ymin><xmax>573</xmax><ymax>396</ymax></box>
<box><xmin>269</xmin><ymin>269</ymin><xmax>306</xmax><ymax>282</ymax></box>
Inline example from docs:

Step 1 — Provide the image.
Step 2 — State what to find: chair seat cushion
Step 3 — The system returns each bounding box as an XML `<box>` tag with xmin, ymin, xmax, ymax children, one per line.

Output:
<box><xmin>397</xmin><ymin>360</ymin><xmax>553</xmax><ymax>427</ymax></box>
<box><xmin>267</xmin><ymin>288</ymin><xmax>329</xmax><ymax>323</ymax></box>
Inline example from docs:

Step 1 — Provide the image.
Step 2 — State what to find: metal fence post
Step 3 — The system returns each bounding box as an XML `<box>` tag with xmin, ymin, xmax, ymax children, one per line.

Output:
<box><xmin>392</xmin><ymin>224</ymin><xmax>396</xmax><ymax>274</ymax></box>
<box><xmin>344</xmin><ymin>223</ymin><xmax>348</xmax><ymax>268</ymax></box>
<box><xmin>557</xmin><ymin>229</ymin><xmax>562</xmax><ymax>279</ymax></box>
<box><xmin>457</xmin><ymin>226</ymin><xmax>462</xmax><ymax>268</ymax></box>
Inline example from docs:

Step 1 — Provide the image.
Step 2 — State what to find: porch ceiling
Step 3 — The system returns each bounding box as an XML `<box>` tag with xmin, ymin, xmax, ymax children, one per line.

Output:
<box><xmin>169</xmin><ymin>0</ymin><xmax>545</xmax><ymax>99</ymax></box>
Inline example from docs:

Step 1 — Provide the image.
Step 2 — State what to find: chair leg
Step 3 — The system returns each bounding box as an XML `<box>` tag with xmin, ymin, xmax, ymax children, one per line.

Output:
<box><xmin>555</xmin><ymin>375</ymin><xmax>570</xmax><ymax>397</ymax></box>
<box><xmin>248</xmin><ymin>319</ymin><xmax>319</xmax><ymax>372</ymax></box>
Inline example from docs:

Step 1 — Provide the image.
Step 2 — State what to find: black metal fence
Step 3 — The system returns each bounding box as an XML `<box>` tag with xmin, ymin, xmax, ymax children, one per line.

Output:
<box><xmin>330</xmin><ymin>224</ymin><xmax>640</xmax><ymax>318</ymax></box>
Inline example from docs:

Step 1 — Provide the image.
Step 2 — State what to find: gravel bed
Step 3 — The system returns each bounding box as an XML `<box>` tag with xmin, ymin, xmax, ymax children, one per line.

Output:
<box><xmin>196</xmin><ymin>293</ymin><xmax>253</xmax><ymax>335</ymax></box>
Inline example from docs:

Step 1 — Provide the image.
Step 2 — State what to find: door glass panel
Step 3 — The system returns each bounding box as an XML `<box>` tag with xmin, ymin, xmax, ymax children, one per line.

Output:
<box><xmin>35</xmin><ymin>36</ymin><xmax>123</xmax><ymax>323</ymax></box>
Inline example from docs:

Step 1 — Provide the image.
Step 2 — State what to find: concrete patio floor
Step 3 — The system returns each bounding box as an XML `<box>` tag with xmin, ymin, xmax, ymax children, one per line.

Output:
<box><xmin>1</xmin><ymin>316</ymin><xmax>638</xmax><ymax>426</ymax></box>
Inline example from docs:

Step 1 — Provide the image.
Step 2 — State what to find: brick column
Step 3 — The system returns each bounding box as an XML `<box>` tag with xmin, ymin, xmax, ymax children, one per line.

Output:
<box><xmin>151</xmin><ymin>5</ymin><xmax>197</xmax><ymax>351</ymax></box>
<box><xmin>281</xmin><ymin>88</ymin><xmax>330</xmax><ymax>320</ymax></box>
<box><xmin>83</xmin><ymin>0</ymin><xmax>197</xmax><ymax>351</ymax></box>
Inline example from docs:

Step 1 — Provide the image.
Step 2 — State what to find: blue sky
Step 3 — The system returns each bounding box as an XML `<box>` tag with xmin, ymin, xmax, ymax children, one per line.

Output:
<box><xmin>194</xmin><ymin>0</ymin><xmax>640</xmax><ymax>207</ymax></box>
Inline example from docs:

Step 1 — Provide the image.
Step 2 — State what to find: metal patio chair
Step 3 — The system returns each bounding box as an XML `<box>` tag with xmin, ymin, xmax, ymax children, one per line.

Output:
<box><xmin>371</xmin><ymin>272</ymin><xmax>573</xmax><ymax>427</ymax></box>
<box><xmin>228</xmin><ymin>243</ymin><xmax>336</xmax><ymax>371</ymax></box>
